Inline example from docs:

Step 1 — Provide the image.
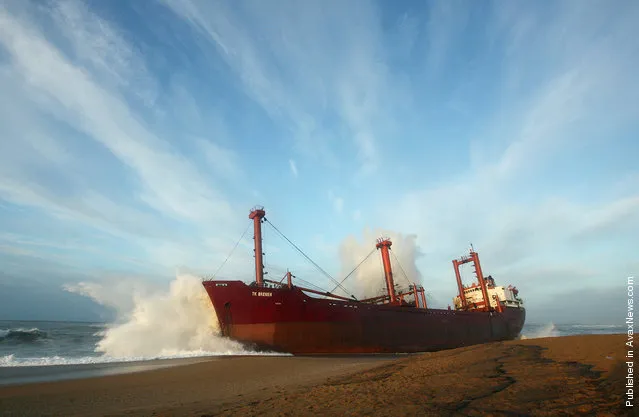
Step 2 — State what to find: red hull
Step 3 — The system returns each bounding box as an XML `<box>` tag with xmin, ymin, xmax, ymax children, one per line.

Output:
<box><xmin>203</xmin><ymin>280</ymin><xmax>526</xmax><ymax>354</ymax></box>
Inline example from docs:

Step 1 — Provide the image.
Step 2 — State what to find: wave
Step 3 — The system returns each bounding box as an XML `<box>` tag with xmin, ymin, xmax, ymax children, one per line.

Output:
<box><xmin>568</xmin><ymin>324</ymin><xmax>624</xmax><ymax>329</ymax></box>
<box><xmin>0</xmin><ymin>328</ymin><xmax>48</xmax><ymax>343</ymax></box>
<box><xmin>1</xmin><ymin>349</ymin><xmax>289</xmax><ymax>367</ymax></box>
<box><xmin>94</xmin><ymin>275</ymin><xmax>246</xmax><ymax>357</ymax></box>
<box><xmin>520</xmin><ymin>322</ymin><xmax>561</xmax><ymax>339</ymax></box>
<box><xmin>65</xmin><ymin>274</ymin><xmax>256</xmax><ymax>358</ymax></box>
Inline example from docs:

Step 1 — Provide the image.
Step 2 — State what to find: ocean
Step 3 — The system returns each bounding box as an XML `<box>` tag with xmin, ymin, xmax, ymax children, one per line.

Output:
<box><xmin>0</xmin><ymin>320</ymin><xmax>625</xmax><ymax>368</ymax></box>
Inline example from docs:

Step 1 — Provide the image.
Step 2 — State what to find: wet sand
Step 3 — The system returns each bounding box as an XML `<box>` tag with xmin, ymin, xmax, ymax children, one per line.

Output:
<box><xmin>0</xmin><ymin>357</ymin><xmax>216</xmax><ymax>386</ymax></box>
<box><xmin>0</xmin><ymin>334</ymin><xmax>632</xmax><ymax>416</ymax></box>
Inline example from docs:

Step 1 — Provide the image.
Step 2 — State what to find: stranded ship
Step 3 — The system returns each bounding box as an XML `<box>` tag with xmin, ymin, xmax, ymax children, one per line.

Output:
<box><xmin>203</xmin><ymin>206</ymin><xmax>525</xmax><ymax>354</ymax></box>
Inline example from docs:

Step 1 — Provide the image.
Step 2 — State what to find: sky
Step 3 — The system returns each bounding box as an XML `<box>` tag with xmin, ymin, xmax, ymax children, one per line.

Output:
<box><xmin>0</xmin><ymin>0</ymin><xmax>637</xmax><ymax>324</ymax></box>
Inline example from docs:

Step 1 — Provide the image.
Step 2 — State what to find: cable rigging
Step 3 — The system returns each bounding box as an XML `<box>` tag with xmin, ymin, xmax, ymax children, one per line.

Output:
<box><xmin>295</xmin><ymin>276</ymin><xmax>329</xmax><ymax>293</ymax></box>
<box><xmin>390</xmin><ymin>249</ymin><xmax>413</xmax><ymax>287</ymax></box>
<box><xmin>263</xmin><ymin>218</ymin><xmax>355</xmax><ymax>299</ymax></box>
<box><xmin>329</xmin><ymin>247</ymin><xmax>376</xmax><ymax>295</ymax></box>
<box><xmin>209</xmin><ymin>222</ymin><xmax>252</xmax><ymax>280</ymax></box>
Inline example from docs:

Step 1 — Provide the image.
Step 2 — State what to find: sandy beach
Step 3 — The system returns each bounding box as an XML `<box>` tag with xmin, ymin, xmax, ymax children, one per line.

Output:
<box><xmin>0</xmin><ymin>334</ymin><xmax>631</xmax><ymax>416</ymax></box>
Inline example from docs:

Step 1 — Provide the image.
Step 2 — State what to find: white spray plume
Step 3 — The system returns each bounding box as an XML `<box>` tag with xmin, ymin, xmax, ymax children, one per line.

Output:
<box><xmin>64</xmin><ymin>280</ymin><xmax>153</xmax><ymax>314</ymax></box>
<box><xmin>339</xmin><ymin>228</ymin><xmax>423</xmax><ymax>299</ymax></box>
<box><xmin>66</xmin><ymin>274</ymin><xmax>246</xmax><ymax>357</ymax></box>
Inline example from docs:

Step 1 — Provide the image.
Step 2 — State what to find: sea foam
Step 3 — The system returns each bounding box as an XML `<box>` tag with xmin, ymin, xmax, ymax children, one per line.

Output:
<box><xmin>62</xmin><ymin>274</ymin><xmax>274</xmax><ymax>360</ymax></box>
<box><xmin>94</xmin><ymin>274</ymin><xmax>248</xmax><ymax>357</ymax></box>
<box><xmin>520</xmin><ymin>322</ymin><xmax>561</xmax><ymax>339</ymax></box>
<box><xmin>0</xmin><ymin>349</ymin><xmax>287</xmax><ymax>367</ymax></box>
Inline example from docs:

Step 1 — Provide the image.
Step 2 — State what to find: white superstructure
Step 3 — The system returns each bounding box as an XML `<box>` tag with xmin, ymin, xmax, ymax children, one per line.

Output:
<box><xmin>453</xmin><ymin>277</ymin><xmax>523</xmax><ymax>310</ymax></box>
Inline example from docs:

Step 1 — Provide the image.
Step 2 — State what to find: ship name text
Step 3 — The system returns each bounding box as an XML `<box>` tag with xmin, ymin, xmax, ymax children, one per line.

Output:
<box><xmin>252</xmin><ymin>291</ymin><xmax>272</xmax><ymax>297</ymax></box>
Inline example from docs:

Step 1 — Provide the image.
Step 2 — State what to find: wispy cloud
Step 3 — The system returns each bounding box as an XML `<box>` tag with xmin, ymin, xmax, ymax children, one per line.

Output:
<box><xmin>0</xmin><ymin>7</ymin><xmax>224</xmax><ymax>219</ymax></box>
<box><xmin>50</xmin><ymin>0</ymin><xmax>158</xmax><ymax>107</ymax></box>
<box><xmin>161</xmin><ymin>0</ymin><xmax>413</xmax><ymax>178</ymax></box>
<box><xmin>288</xmin><ymin>159</ymin><xmax>298</xmax><ymax>178</ymax></box>
<box><xmin>328</xmin><ymin>190</ymin><xmax>344</xmax><ymax>214</ymax></box>
<box><xmin>0</xmin><ymin>1</ymin><xmax>247</xmax><ymax>273</ymax></box>
<box><xmin>0</xmin><ymin>0</ymin><xmax>636</xmax><ymax>324</ymax></box>
<box><xmin>379</xmin><ymin>1</ymin><xmax>639</xmax><ymax>317</ymax></box>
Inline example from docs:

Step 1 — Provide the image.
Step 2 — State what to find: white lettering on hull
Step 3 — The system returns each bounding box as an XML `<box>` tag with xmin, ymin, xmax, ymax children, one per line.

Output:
<box><xmin>252</xmin><ymin>292</ymin><xmax>272</xmax><ymax>297</ymax></box>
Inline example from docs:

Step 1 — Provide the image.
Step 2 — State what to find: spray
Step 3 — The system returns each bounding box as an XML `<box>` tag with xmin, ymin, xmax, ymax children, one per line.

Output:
<box><xmin>520</xmin><ymin>322</ymin><xmax>560</xmax><ymax>339</ymax></box>
<box><xmin>67</xmin><ymin>274</ymin><xmax>246</xmax><ymax>358</ymax></box>
<box><xmin>338</xmin><ymin>228</ymin><xmax>423</xmax><ymax>299</ymax></box>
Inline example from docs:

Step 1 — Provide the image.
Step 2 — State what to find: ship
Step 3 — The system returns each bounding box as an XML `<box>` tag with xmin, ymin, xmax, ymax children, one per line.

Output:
<box><xmin>203</xmin><ymin>206</ymin><xmax>525</xmax><ymax>354</ymax></box>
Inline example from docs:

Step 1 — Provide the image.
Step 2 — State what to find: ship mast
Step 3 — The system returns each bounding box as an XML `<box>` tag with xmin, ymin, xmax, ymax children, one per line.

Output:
<box><xmin>376</xmin><ymin>238</ymin><xmax>397</xmax><ymax>304</ymax></box>
<box><xmin>453</xmin><ymin>259</ymin><xmax>467</xmax><ymax>308</ymax></box>
<box><xmin>471</xmin><ymin>250</ymin><xmax>490</xmax><ymax>310</ymax></box>
<box><xmin>246</xmin><ymin>208</ymin><xmax>420</xmax><ymax>307</ymax></box>
<box><xmin>249</xmin><ymin>206</ymin><xmax>266</xmax><ymax>287</ymax></box>
<box><xmin>452</xmin><ymin>248</ymin><xmax>491</xmax><ymax>311</ymax></box>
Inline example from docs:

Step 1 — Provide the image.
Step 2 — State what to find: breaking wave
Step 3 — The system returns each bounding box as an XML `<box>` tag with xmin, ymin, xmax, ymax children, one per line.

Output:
<box><xmin>519</xmin><ymin>322</ymin><xmax>624</xmax><ymax>340</ymax></box>
<box><xmin>0</xmin><ymin>275</ymin><xmax>288</xmax><ymax>368</ymax></box>
<box><xmin>66</xmin><ymin>274</ymin><xmax>258</xmax><ymax>359</ymax></box>
<box><xmin>93</xmin><ymin>274</ymin><xmax>247</xmax><ymax>357</ymax></box>
<box><xmin>520</xmin><ymin>322</ymin><xmax>560</xmax><ymax>339</ymax></box>
<box><xmin>0</xmin><ymin>328</ymin><xmax>48</xmax><ymax>343</ymax></box>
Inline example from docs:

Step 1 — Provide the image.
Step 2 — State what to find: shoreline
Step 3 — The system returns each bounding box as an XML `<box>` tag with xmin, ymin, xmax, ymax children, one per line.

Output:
<box><xmin>0</xmin><ymin>356</ymin><xmax>217</xmax><ymax>386</ymax></box>
<box><xmin>0</xmin><ymin>334</ymin><xmax>631</xmax><ymax>416</ymax></box>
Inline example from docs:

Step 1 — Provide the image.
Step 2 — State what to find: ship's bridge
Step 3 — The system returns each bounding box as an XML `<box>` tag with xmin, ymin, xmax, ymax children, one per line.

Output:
<box><xmin>454</xmin><ymin>283</ymin><xmax>523</xmax><ymax>310</ymax></box>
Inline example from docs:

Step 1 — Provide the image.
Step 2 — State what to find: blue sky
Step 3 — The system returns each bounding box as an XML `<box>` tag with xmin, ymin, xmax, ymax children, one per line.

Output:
<box><xmin>0</xmin><ymin>0</ymin><xmax>637</xmax><ymax>323</ymax></box>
